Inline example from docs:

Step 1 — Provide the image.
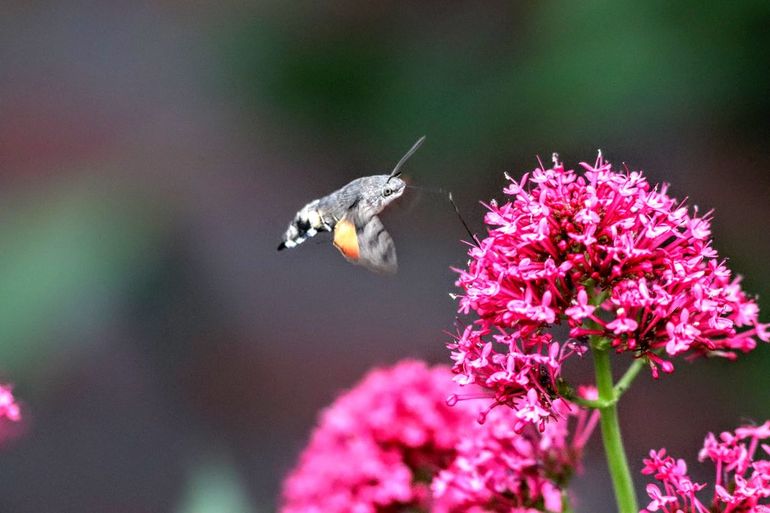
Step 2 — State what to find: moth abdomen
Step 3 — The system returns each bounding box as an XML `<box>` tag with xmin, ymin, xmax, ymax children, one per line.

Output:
<box><xmin>277</xmin><ymin>201</ymin><xmax>333</xmax><ymax>251</ymax></box>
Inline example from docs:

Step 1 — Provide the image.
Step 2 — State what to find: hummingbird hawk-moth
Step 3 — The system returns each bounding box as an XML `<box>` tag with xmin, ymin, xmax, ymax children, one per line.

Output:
<box><xmin>277</xmin><ymin>136</ymin><xmax>425</xmax><ymax>274</ymax></box>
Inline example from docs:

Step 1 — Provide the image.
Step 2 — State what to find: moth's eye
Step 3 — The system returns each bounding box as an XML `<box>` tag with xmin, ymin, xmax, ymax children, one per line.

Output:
<box><xmin>383</xmin><ymin>187</ymin><xmax>393</xmax><ymax>197</ymax></box>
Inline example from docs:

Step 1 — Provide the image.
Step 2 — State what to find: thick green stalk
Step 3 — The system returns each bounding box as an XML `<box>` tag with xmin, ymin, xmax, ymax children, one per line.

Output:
<box><xmin>593</xmin><ymin>346</ymin><xmax>639</xmax><ymax>513</ymax></box>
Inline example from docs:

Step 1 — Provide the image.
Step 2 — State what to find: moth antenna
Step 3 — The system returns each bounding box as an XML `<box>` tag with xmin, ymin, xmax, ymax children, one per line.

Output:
<box><xmin>388</xmin><ymin>135</ymin><xmax>426</xmax><ymax>181</ymax></box>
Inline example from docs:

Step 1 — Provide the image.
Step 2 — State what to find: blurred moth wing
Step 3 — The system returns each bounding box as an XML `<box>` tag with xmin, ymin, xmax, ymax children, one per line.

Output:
<box><xmin>334</xmin><ymin>215</ymin><xmax>397</xmax><ymax>274</ymax></box>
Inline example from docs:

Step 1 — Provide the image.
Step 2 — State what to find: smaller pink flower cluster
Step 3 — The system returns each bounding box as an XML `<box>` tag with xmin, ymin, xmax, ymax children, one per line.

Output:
<box><xmin>0</xmin><ymin>385</ymin><xmax>20</xmax><ymax>424</ymax></box>
<box><xmin>641</xmin><ymin>420</ymin><xmax>770</xmax><ymax>513</ymax></box>
<box><xmin>433</xmin><ymin>396</ymin><xmax>597</xmax><ymax>513</ymax></box>
<box><xmin>280</xmin><ymin>360</ymin><xmax>593</xmax><ymax>513</ymax></box>
<box><xmin>0</xmin><ymin>384</ymin><xmax>21</xmax><ymax>443</ymax></box>
<box><xmin>451</xmin><ymin>155</ymin><xmax>768</xmax><ymax>426</ymax></box>
<box><xmin>449</xmin><ymin>325</ymin><xmax>581</xmax><ymax>431</ymax></box>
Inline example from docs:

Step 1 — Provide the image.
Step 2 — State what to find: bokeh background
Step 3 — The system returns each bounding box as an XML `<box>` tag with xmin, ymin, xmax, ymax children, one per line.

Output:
<box><xmin>1</xmin><ymin>2</ymin><xmax>769</xmax><ymax>512</ymax></box>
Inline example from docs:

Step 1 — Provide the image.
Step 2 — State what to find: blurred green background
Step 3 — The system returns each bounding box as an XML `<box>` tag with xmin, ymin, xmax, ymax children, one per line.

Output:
<box><xmin>0</xmin><ymin>1</ymin><xmax>768</xmax><ymax>512</ymax></box>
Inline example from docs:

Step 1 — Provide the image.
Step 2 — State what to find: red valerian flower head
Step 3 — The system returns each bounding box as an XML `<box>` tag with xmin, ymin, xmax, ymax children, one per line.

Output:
<box><xmin>279</xmin><ymin>360</ymin><xmax>479</xmax><ymax>513</ymax></box>
<box><xmin>641</xmin><ymin>420</ymin><xmax>770</xmax><ymax>513</ymax></box>
<box><xmin>452</xmin><ymin>154</ymin><xmax>768</xmax><ymax>424</ymax></box>
<box><xmin>280</xmin><ymin>361</ymin><xmax>593</xmax><ymax>513</ymax></box>
<box><xmin>432</xmin><ymin>394</ymin><xmax>598</xmax><ymax>513</ymax></box>
<box><xmin>0</xmin><ymin>385</ymin><xmax>20</xmax><ymax>424</ymax></box>
<box><xmin>0</xmin><ymin>384</ymin><xmax>21</xmax><ymax>444</ymax></box>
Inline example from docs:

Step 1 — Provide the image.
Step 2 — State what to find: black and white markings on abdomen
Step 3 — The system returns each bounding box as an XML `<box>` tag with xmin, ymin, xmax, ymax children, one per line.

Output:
<box><xmin>277</xmin><ymin>202</ymin><xmax>329</xmax><ymax>250</ymax></box>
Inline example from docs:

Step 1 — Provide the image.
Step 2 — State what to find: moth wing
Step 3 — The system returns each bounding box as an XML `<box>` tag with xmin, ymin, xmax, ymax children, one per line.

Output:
<box><xmin>332</xmin><ymin>215</ymin><xmax>397</xmax><ymax>274</ymax></box>
<box><xmin>355</xmin><ymin>215</ymin><xmax>398</xmax><ymax>274</ymax></box>
<box><xmin>333</xmin><ymin>215</ymin><xmax>397</xmax><ymax>274</ymax></box>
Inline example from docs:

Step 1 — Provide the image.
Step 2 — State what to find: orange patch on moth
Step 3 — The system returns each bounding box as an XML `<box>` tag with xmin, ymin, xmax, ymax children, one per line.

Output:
<box><xmin>333</xmin><ymin>219</ymin><xmax>360</xmax><ymax>260</ymax></box>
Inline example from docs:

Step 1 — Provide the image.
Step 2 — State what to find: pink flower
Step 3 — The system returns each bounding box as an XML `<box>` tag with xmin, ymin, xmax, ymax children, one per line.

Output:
<box><xmin>0</xmin><ymin>385</ymin><xmax>20</xmax><ymax>424</ymax></box>
<box><xmin>448</xmin><ymin>325</ymin><xmax>580</xmax><ymax>430</ymax></box>
<box><xmin>640</xmin><ymin>420</ymin><xmax>770</xmax><ymax>513</ymax></box>
<box><xmin>432</xmin><ymin>401</ymin><xmax>598</xmax><ymax>513</ymax></box>
<box><xmin>280</xmin><ymin>360</ymin><xmax>594</xmax><ymax>513</ymax></box>
<box><xmin>644</xmin><ymin>484</ymin><xmax>677</xmax><ymax>512</ymax></box>
<box><xmin>0</xmin><ymin>384</ymin><xmax>21</xmax><ymax>444</ymax></box>
<box><xmin>564</xmin><ymin>289</ymin><xmax>596</xmax><ymax>321</ymax></box>
<box><xmin>279</xmin><ymin>360</ymin><xmax>478</xmax><ymax>513</ymax></box>
<box><xmin>452</xmin><ymin>154</ymin><xmax>768</xmax><ymax>422</ymax></box>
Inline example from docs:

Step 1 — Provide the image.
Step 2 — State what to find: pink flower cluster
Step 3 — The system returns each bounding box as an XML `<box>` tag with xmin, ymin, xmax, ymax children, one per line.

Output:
<box><xmin>280</xmin><ymin>360</ymin><xmax>478</xmax><ymax>513</ymax></box>
<box><xmin>0</xmin><ymin>384</ymin><xmax>21</xmax><ymax>443</ymax></box>
<box><xmin>641</xmin><ymin>420</ymin><xmax>770</xmax><ymax>513</ymax></box>
<box><xmin>433</xmin><ymin>396</ymin><xmax>598</xmax><ymax>513</ymax></box>
<box><xmin>0</xmin><ymin>385</ymin><xmax>20</xmax><ymax>424</ymax></box>
<box><xmin>451</xmin><ymin>154</ymin><xmax>768</xmax><ymax>424</ymax></box>
<box><xmin>280</xmin><ymin>360</ymin><xmax>591</xmax><ymax>513</ymax></box>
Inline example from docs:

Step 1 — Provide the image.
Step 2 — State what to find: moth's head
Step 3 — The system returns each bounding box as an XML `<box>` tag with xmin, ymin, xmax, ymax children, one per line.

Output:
<box><xmin>382</xmin><ymin>175</ymin><xmax>406</xmax><ymax>203</ymax></box>
<box><xmin>378</xmin><ymin>135</ymin><xmax>423</xmax><ymax>207</ymax></box>
<box><xmin>359</xmin><ymin>136</ymin><xmax>423</xmax><ymax>215</ymax></box>
<box><xmin>359</xmin><ymin>175</ymin><xmax>405</xmax><ymax>214</ymax></box>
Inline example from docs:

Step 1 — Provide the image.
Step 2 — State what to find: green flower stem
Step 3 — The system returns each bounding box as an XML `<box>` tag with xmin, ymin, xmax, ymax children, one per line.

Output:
<box><xmin>614</xmin><ymin>358</ymin><xmax>645</xmax><ymax>397</ymax></box>
<box><xmin>593</xmin><ymin>345</ymin><xmax>639</xmax><ymax>513</ymax></box>
<box><xmin>571</xmin><ymin>357</ymin><xmax>646</xmax><ymax>409</ymax></box>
